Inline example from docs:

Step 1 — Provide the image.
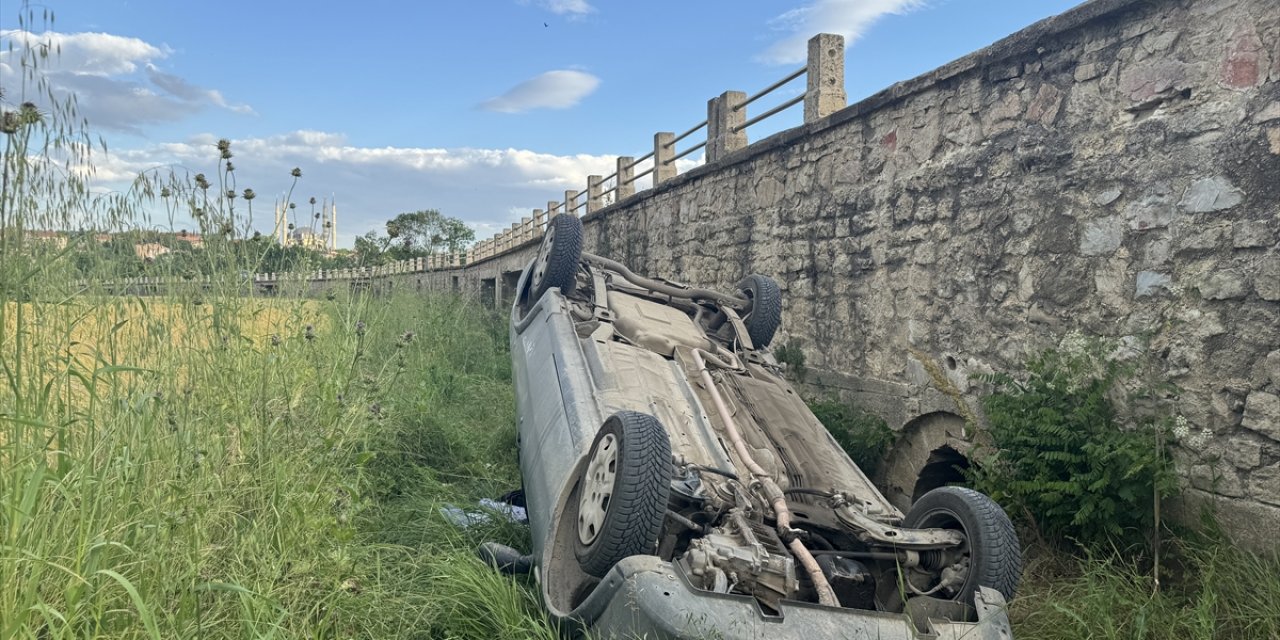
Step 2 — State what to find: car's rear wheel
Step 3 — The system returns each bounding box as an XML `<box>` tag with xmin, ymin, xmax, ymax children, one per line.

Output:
<box><xmin>574</xmin><ymin>411</ymin><xmax>672</xmax><ymax>577</ymax></box>
<box><xmin>737</xmin><ymin>274</ymin><xmax>782</xmax><ymax>348</ymax></box>
<box><xmin>530</xmin><ymin>213</ymin><xmax>582</xmax><ymax>302</ymax></box>
<box><xmin>899</xmin><ymin>486</ymin><xmax>1021</xmax><ymax>608</ymax></box>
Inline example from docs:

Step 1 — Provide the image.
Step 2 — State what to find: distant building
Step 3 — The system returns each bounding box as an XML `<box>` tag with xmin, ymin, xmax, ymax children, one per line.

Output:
<box><xmin>27</xmin><ymin>230</ymin><xmax>67</xmax><ymax>249</ymax></box>
<box><xmin>288</xmin><ymin>228</ymin><xmax>328</xmax><ymax>251</ymax></box>
<box><xmin>175</xmin><ymin>231</ymin><xmax>203</xmax><ymax>248</ymax></box>
<box><xmin>276</xmin><ymin>199</ymin><xmax>338</xmax><ymax>252</ymax></box>
<box><xmin>134</xmin><ymin>242</ymin><xmax>171</xmax><ymax>261</ymax></box>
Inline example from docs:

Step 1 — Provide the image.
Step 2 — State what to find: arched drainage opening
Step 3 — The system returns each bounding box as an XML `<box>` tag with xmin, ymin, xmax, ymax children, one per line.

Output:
<box><xmin>911</xmin><ymin>445</ymin><xmax>971</xmax><ymax>502</ymax></box>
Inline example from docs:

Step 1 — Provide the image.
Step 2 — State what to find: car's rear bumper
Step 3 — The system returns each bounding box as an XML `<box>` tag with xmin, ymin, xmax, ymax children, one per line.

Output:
<box><xmin>562</xmin><ymin>556</ymin><xmax>1014</xmax><ymax>640</ymax></box>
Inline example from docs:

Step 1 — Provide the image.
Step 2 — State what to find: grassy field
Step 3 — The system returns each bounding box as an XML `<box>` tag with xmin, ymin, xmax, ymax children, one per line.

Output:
<box><xmin>0</xmin><ymin>287</ymin><xmax>562</xmax><ymax>639</ymax></box>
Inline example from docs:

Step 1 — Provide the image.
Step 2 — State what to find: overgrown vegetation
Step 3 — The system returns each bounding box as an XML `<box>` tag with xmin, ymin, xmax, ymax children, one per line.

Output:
<box><xmin>1010</xmin><ymin>531</ymin><xmax>1280</xmax><ymax>639</ymax></box>
<box><xmin>968</xmin><ymin>335</ymin><xmax>1178</xmax><ymax>552</ymax></box>
<box><xmin>808</xmin><ymin>399</ymin><xmax>895</xmax><ymax>477</ymax></box>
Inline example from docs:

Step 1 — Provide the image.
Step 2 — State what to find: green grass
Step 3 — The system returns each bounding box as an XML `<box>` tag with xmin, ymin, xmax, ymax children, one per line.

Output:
<box><xmin>0</xmin><ymin>287</ymin><xmax>557</xmax><ymax>639</ymax></box>
<box><xmin>1011</xmin><ymin>535</ymin><xmax>1280</xmax><ymax>640</ymax></box>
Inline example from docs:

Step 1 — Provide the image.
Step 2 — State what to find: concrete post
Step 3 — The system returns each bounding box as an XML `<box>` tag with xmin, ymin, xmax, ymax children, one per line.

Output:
<box><xmin>805</xmin><ymin>33</ymin><xmax>846</xmax><ymax>123</ymax></box>
<box><xmin>654</xmin><ymin>132</ymin><xmax>676</xmax><ymax>186</ymax></box>
<box><xmin>467</xmin><ymin>247</ymin><xmax>475</xmax><ymax>264</ymax></box>
<box><xmin>616</xmin><ymin>156</ymin><xmax>635</xmax><ymax>200</ymax></box>
<box><xmin>707</xmin><ymin>91</ymin><xmax>747</xmax><ymax>163</ymax></box>
<box><xmin>546</xmin><ymin>201</ymin><xmax>558</xmax><ymax>216</ymax></box>
<box><xmin>564</xmin><ymin>190</ymin><xmax>579</xmax><ymax>217</ymax></box>
<box><xmin>523</xmin><ymin>216</ymin><xmax>534</xmax><ymax>242</ymax></box>
<box><xmin>587</xmin><ymin>175</ymin><xmax>603</xmax><ymax>214</ymax></box>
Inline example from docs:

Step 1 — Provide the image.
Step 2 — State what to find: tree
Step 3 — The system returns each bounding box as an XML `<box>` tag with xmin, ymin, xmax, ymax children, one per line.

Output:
<box><xmin>384</xmin><ymin>210</ymin><xmax>474</xmax><ymax>255</ymax></box>
<box><xmin>355</xmin><ymin>210</ymin><xmax>474</xmax><ymax>265</ymax></box>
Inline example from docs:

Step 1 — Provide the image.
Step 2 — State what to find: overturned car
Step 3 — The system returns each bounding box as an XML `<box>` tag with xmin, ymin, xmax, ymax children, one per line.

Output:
<box><xmin>496</xmin><ymin>214</ymin><xmax>1021</xmax><ymax>638</ymax></box>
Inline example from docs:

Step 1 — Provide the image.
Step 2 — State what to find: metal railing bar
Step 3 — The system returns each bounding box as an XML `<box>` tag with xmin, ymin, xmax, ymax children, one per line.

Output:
<box><xmin>733</xmin><ymin>94</ymin><xmax>804</xmax><ymax>133</ymax></box>
<box><xmin>600</xmin><ymin>185</ymin><xmax>618</xmax><ymax>197</ymax></box>
<box><xmin>666</xmin><ymin>120</ymin><xmax>708</xmax><ymax>148</ymax></box>
<box><xmin>625</xmin><ymin>166</ymin><xmax>655</xmax><ymax>185</ymax></box>
<box><xmin>736</xmin><ymin>66</ymin><xmax>806</xmax><ymax>112</ymax></box>
<box><xmin>572</xmin><ymin>200</ymin><xmax>588</xmax><ymax>212</ymax></box>
<box><xmin>669</xmin><ymin>140</ymin><xmax>707</xmax><ymax>163</ymax></box>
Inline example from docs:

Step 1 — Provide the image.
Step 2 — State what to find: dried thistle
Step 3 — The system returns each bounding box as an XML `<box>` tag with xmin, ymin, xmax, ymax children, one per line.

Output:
<box><xmin>226</xmin><ymin>189</ymin><xmax>237</xmax><ymax>200</ymax></box>
<box><xmin>309</xmin><ymin>196</ymin><xmax>317</xmax><ymax>205</ymax></box>
<box><xmin>355</xmin><ymin>321</ymin><xmax>366</xmax><ymax>337</ymax></box>
<box><xmin>160</xmin><ymin>186</ymin><xmax>172</xmax><ymax>198</ymax></box>
<box><xmin>242</xmin><ymin>188</ymin><xmax>256</xmax><ymax>201</ymax></box>
<box><xmin>304</xmin><ymin>324</ymin><xmax>315</xmax><ymax>341</ymax></box>
<box><xmin>270</xmin><ymin>334</ymin><xmax>281</xmax><ymax>347</ymax></box>
<box><xmin>1</xmin><ymin>111</ymin><xmax>19</xmax><ymax>134</ymax></box>
<box><xmin>224</xmin><ymin>161</ymin><xmax>235</xmax><ymax>171</ymax></box>
<box><xmin>19</xmin><ymin>102</ymin><xmax>40</xmax><ymax>124</ymax></box>
<box><xmin>291</xmin><ymin>167</ymin><xmax>302</xmax><ymax>178</ymax></box>
<box><xmin>195</xmin><ymin>173</ymin><xmax>210</xmax><ymax>190</ymax></box>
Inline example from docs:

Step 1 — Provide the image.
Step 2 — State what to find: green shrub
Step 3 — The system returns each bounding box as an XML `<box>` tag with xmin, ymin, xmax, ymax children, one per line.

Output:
<box><xmin>969</xmin><ymin>338</ymin><xmax>1177</xmax><ymax>551</ymax></box>
<box><xmin>774</xmin><ymin>340</ymin><xmax>807</xmax><ymax>382</ymax></box>
<box><xmin>809</xmin><ymin>399</ymin><xmax>895</xmax><ymax>476</ymax></box>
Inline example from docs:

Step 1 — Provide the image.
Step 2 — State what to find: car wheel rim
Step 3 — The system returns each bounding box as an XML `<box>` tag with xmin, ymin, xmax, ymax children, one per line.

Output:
<box><xmin>578</xmin><ymin>433</ymin><xmax>617</xmax><ymax>546</ymax></box>
<box><xmin>532</xmin><ymin>224</ymin><xmax>555</xmax><ymax>291</ymax></box>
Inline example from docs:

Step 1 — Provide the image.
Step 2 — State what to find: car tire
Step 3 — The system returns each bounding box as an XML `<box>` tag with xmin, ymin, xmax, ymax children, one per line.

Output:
<box><xmin>530</xmin><ymin>214</ymin><xmax>582</xmax><ymax>302</ymax></box>
<box><xmin>901</xmin><ymin>486</ymin><xmax>1021</xmax><ymax>607</ymax></box>
<box><xmin>736</xmin><ymin>274</ymin><xmax>782</xmax><ymax>348</ymax></box>
<box><xmin>574</xmin><ymin>411</ymin><xmax>672</xmax><ymax>577</ymax></box>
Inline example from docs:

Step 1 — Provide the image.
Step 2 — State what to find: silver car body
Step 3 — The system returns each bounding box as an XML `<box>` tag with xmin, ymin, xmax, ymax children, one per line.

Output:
<box><xmin>509</xmin><ymin>253</ymin><xmax>1015</xmax><ymax>639</ymax></box>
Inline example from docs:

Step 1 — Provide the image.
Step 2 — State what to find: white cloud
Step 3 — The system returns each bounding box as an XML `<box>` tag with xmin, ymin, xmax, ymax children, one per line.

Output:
<box><xmin>520</xmin><ymin>0</ymin><xmax>595</xmax><ymax>16</ymax></box>
<box><xmin>85</xmin><ymin>130</ymin><xmax>631</xmax><ymax>246</ymax></box>
<box><xmin>480</xmin><ymin>69</ymin><xmax>600</xmax><ymax>113</ymax></box>
<box><xmin>758</xmin><ymin>0</ymin><xmax>925</xmax><ymax>65</ymax></box>
<box><xmin>543</xmin><ymin>0</ymin><xmax>594</xmax><ymax>15</ymax></box>
<box><xmin>0</xmin><ymin>29</ymin><xmax>165</xmax><ymax>75</ymax></box>
<box><xmin>0</xmin><ymin>29</ymin><xmax>252</xmax><ymax>132</ymax></box>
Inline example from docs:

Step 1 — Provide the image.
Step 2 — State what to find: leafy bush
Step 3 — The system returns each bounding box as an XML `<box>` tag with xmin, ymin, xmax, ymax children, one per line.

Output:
<box><xmin>969</xmin><ymin>338</ymin><xmax>1177</xmax><ymax>551</ymax></box>
<box><xmin>774</xmin><ymin>339</ymin><xmax>807</xmax><ymax>382</ymax></box>
<box><xmin>809</xmin><ymin>399</ymin><xmax>895</xmax><ymax>476</ymax></box>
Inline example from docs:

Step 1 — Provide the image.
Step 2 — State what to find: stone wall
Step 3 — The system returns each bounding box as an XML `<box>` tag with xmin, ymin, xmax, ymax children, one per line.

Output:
<box><xmin>419</xmin><ymin>0</ymin><xmax>1280</xmax><ymax>546</ymax></box>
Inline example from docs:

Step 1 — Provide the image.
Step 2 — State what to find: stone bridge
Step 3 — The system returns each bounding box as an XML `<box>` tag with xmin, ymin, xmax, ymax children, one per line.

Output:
<box><xmin>249</xmin><ymin>0</ymin><xmax>1279</xmax><ymax>545</ymax></box>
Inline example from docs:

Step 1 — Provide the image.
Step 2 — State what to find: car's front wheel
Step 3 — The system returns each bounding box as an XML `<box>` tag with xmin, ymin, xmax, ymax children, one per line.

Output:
<box><xmin>736</xmin><ymin>274</ymin><xmax>782</xmax><ymax>348</ymax></box>
<box><xmin>573</xmin><ymin>411</ymin><xmax>672</xmax><ymax>577</ymax></box>
<box><xmin>530</xmin><ymin>213</ymin><xmax>582</xmax><ymax>302</ymax></box>
<box><xmin>899</xmin><ymin>486</ymin><xmax>1022</xmax><ymax>608</ymax></box>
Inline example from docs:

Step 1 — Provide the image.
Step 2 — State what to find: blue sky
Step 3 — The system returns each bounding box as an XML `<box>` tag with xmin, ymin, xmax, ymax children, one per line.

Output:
<box><xmin>0</xmin><ymin>0</ymin><xmax>1081</xmax><ymax>246</ymax></box>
